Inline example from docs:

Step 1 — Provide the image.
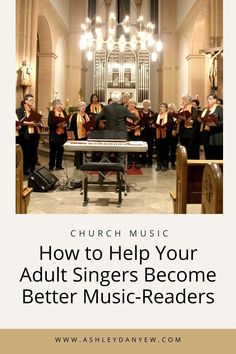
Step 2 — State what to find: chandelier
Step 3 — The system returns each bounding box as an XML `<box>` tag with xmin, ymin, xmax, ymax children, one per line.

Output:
<box><xmin>79</xmin><ymin>13</ymin><xmax>163</xmax><ymax>62</ymax></box>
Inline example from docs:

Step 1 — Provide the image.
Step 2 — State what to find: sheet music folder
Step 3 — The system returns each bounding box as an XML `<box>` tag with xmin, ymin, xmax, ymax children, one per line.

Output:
<box><xmin>201</xmin><ymin>114</ymin><xmax>218</xmax><ymax>124</ymax></box>
<box><xmin>83</xmin><ymin>118</ymin><xmax>95</xmax><ymax>130</ymax></box>
<box><xmin>55</xmin><ymin>115</ymin><xmax>69</xmax><ymax>123</ymax></box>
<box><xmin>88</xmin><ymin>130</ymin><xmax>127</xmax><ymax>142</ymax></box>
<box><xmin>21</xmin><ymin>110</ymin><xmax>43</xmax><ymax>123</ymax></box>
<box><xmin>173</xmin><ymin>110</ymin><xmax>192</xmax><ymax>120</ymax></box>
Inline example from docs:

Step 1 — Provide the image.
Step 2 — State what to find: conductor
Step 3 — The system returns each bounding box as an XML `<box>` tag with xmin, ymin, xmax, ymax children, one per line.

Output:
<box><xmin>94</xmin><ymin>91</ymin><xmax>136</xmax><ymax>184</ymax></box>
<box><xmin>95</xmin><ymin>91</ymin><xmax>136</xmax><ymax>135</ymax></box>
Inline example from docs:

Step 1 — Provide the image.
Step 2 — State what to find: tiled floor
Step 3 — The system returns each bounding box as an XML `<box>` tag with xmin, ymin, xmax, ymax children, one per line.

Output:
<box><xmin>27</xmin><ymin>154</ymin><xmax>201</xmax><ymax>214</ymax></box>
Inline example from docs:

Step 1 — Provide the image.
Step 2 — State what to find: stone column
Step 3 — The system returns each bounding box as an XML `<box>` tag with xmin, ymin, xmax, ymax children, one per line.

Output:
<box><xmin>210</xmin><ymin>0</ymin><xmax>223</xmax><ymax>48</ymax></box>
<box><xmin>215</xmin><ymin>0</ymin><xmax>223</xmax><ymax>97</ymax></box>
<box><xmin>16</xmin><ymin>0</ymin><xmax>39</xmax><ymax>105</ymax></box>
<box><xmin>216</xmin><ymin>52</ymin><xmax>223</xmax><ymax>98</ymax></box>
<box><xmin>29</xmin><ymin>0</ymin><xmax>39</xmax><ymax>102</ymax></box>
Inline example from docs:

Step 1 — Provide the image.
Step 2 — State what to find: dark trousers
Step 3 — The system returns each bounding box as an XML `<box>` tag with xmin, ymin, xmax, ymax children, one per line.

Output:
<box><xmin>16</xmin><ymin>135</ymin><xmax>22</xmax><ymax>145</ymax></box>
<box><xmin>156</xmin><ymin>138</ymin><xmax>168</xmax><ymax>168</ymax></box>
<box><xmin>74</xmin><ymin>151</ymin><xmax>83</xmax><ymax>168</ymax></box>
<box><xmin>74</xmin><ymin>137</ymin><xmax>87</xmax><ymax>168</ymax></box>
<box><xmin>205</xmin><ymin>145</ymin><xmax>223</xmax><ymax>160</ymax></box>
<box><xmin>191</xmin><ymin>134</ymin><xmax>200</xmax><ymax>159</ymax></box>
<box><xmin>21</xmin><ymin>134</ymin><xmax>39</xmax><ymax>174</ymax></box>
<box><xmin>128</xmin><ymin>133</ymin><xmax>141</xmax><ymax>166</ymax></box>
<box><xmin>49</xmin><ymin>140</ymin><xmax>64</xmax><ymax>169</ymax></box>
<box><xmin>36</xmin><ymin>134</ymin><xmax>40</xmax><ymax>163</ymax></box>
<box><xmin>141</xmin><ymin>128</ymin><xmax>154</xmax><ymax>165</ymax></box>
<box><xmin>168</xmin><ymin>136</ymin><xmax>178</xmax><ymax>164</ymax></box>
<box><xmin>180</xmin><ymin>137</ymin><xmax>195</xmax><ymax>159</ymax></box>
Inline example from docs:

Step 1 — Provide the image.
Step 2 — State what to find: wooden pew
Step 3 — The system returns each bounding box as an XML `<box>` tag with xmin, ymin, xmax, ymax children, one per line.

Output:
<box><xmin>170</xmin><ymin>145</ymin><xmax>223</xmax><ymax>213</ymax></box>
<box><xmin>201</xmin><ymin>163</ymin><xmax>223</xmax><ymax>214</ymax></box>
<box><xmin>16</xmin><ymin>144</ymin><xmax>32</xmax><ymax>214</ymax></box>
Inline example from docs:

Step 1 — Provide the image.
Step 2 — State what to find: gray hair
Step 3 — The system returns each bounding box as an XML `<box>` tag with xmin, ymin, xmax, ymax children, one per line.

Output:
<box><xmin>78</xmin><ymin>101</ymin><xmax>86</xmax><ymax>109</ymax></box>
<box><xmin>168</xmin><ymin>103</ymin><xmax>176</xmax><ymax>110</ymax></box>
<box><xmin>182</xmin><ymin>94</ymin><xmax>192</xmax><ymax>102</ymax></box>
<box><xmin>52</xmin><ymin>99</ymin><xmax>62</xmax><ymax>107</ymax></box>
<box><xmin>111</xmin><ymin>91</ymin><xmax>122</xmax><ymax>103</ymax></box>
<box><xmin>142</xmin><ymin>99</ymin><xmax>151</xmax><ymax>107</ymax></box>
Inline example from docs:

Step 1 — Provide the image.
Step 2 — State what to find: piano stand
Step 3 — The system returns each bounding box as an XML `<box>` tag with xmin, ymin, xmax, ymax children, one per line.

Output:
<box><xmin>63</xmin><ymin>139</ymin><xmax>148</xmax><ymax>200</ymax></box>
<box><xmin>80</xmin><ymin>162</ymin><xmax>125</xmax><ymax>207</ymax></box>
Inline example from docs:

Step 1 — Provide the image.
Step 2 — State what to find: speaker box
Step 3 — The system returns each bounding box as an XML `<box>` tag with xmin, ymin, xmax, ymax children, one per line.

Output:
<box><xmin>28</xmin><ymin>167</ymin><xmax>58</xmax><ymax>192</ymax></box>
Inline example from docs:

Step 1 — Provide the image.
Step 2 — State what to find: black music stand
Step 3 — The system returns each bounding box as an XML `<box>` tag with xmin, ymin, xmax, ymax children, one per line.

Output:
<box><xmin>80</xmin><ymin>162</ymin><xmax>125</xmax><ymax>207</ymax></box>
<box><xmin>80</xmin><ymin>130</ymin><xmax>128</xmax><ymax>203</ymax></box>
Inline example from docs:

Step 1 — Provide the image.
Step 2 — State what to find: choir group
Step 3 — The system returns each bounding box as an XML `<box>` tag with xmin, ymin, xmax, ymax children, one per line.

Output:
<box><xmin>16</xmin><ymin>91</ymin><xmax>223</xmax><ymax>176</ymax></box>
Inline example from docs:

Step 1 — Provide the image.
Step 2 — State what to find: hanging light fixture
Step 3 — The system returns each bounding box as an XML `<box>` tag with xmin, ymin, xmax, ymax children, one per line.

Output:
<box><xmin>79</xmin><ymin>13</ymin><xmax>163</xmax><ymax>62</ymax></box>
<box><xmin>156</xmin><ymin>39</ymin><xmax>163</xmax><ymax>52</ymax></box>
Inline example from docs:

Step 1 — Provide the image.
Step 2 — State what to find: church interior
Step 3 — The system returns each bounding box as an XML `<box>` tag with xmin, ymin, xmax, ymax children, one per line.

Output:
<box><xmin>15</xmin><ymin>0</ymin><xmax>223</xmax><ymax>214</ymax></box>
